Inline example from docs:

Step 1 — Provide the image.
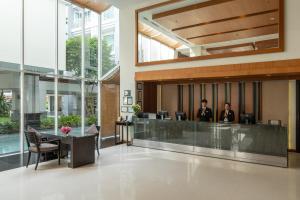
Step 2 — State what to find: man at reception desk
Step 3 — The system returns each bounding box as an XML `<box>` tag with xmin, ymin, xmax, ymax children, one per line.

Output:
<box><xmin>197</xmin><ymin>99</ymin><xmax>212</xmax><ymax>122</ymax></box>
<box><xmin>219</xmin><ymin>102</ymin><xmax>235</xmax><ymax>123</ymax></box>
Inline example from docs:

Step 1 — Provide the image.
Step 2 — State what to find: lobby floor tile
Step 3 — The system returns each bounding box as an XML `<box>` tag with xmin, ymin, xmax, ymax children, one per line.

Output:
<box><xmin>0</xmin><ymin>145</ymin><xmax>299</xmax><ymax>200</ymax></box>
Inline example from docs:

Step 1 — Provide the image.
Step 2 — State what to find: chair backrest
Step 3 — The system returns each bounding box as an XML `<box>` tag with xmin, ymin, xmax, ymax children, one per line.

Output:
<box><xmin>24</xmin><ymin>131</ymin><xmax>41</xmax><ymax>148</ymax></box>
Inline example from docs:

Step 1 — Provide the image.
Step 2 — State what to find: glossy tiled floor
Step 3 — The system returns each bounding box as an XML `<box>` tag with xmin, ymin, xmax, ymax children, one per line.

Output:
<box><xmin>0</xmin><ymin>145</ymin><xmax>299</xmax><ymax>200</ymax></box>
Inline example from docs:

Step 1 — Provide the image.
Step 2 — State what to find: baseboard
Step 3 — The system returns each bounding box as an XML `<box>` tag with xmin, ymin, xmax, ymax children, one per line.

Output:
<box><xmin>288</xmin><ymin>149</ymin><xmax>297</xmax><ymax>152</ymax></box>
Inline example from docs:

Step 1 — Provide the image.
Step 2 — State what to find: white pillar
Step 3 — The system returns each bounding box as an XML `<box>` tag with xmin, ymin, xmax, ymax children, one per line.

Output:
<box><xmin>20</xmin><ymin>0</ymin><xmax>25</xmax><ymax>155</ymax></box>
<box><xmin>81</xmin><ymin>8</ymin><xmax>85</xmax><ymax>135</ymax></box>
<box><xmin>54</xmin><ymin>0</ymin><xmax>59</xmax><ymax>135</ymax></box>
<box><xmin>98</xmin><ymin>13</ymin><xmax>102</xmax><ymax>127</ymax></box>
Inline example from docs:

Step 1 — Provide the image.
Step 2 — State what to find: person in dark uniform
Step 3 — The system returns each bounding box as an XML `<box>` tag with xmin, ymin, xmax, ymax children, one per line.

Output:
<box><xmin>219</xmin><ymin>102</ymin><xmax>235</xmax><ymax>123</ymax></box>
<box><xmin>197</xmin><ymin>99</ymin><xmax>212</xmax><ymax>122</ymax></box>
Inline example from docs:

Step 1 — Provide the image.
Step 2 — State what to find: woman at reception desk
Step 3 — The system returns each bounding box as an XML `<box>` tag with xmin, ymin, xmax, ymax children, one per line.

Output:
<box><xmin>219</xmin><ymin>102</ymin><xmax>235</xmax><ymax>123</ymax></box>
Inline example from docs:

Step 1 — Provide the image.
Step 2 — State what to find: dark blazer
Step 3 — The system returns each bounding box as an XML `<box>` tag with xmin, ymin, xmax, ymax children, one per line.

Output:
<box><xmin>219</xmin><ymin>110</ymin><xmax>235</xmax><ymax>122</ymax></box>
<box><xmin>197</xmin><ymin>107</ymin><xmax>212</xmax><ymax>122</ymax></box>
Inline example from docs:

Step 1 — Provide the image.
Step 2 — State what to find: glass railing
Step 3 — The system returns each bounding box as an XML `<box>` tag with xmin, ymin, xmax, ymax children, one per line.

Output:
<box><xmin>133</xmin><ymin>119</ymin><xmax>288</xmax><ymax>167</ymax></box>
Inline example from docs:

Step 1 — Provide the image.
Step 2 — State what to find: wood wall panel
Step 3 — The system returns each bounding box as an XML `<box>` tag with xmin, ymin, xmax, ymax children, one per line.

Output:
<box><xmin>194</xmin><ymin>84</ymin><xmax>200</xmax><ymax>120</ymax></box>
<box><xmin>161</xmin><ymin>84</ymin><xmax>178</xmax><ymax>119</ymax></box>
<box><xmin>206</xmin><ymin>84</ymin><xmax>213</xmax><ymax>109</ymax></box>
<box><xmin>218</xmin><ymin>83</ymin><xmax>225</xmax><ymax>120</ymax></box>
<box><xmin>101</xmin><ymin>84</ymin><xmax>120</xmax><ymax>137</ymax></box>
<box><xmin>231</xmin><ymin>82</ymin><xmax>239</xmax><ymax>123</ymax></box>
<box><xmin>143</xmin><ymin>82</ymin><xmax>157</xmax><ymax>113</ymax></box>
<box><xmin>158</xmin><ymin>80</ymin><xmax>287</xmax><ymax>123</ymax></box>
<box><xmin>245</xmin><ymin>82</ymin><xmax>254</xmax><ymax>113</ymax></box>
<box><xmin>135</xmin><ymin>59</ymin><xmax>300</xmax><ymax>81</ymax></box>
<box><xmin>183</xmin><ymin>85</ymin><xmax>189</xmax><ymax>116</ymax></box>
<box><xmin>262</xmin><ymin>80</ymin><xmax>289</xmax><ymax>125</ymax></box>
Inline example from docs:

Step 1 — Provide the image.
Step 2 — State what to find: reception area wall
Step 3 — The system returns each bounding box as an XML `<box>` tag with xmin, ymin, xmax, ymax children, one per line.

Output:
<box><xmin>158</xmin><ymin>80</ymin><xmax>289</xmax><ymax>125</ymax></box>
<box><xmin>118</xmin><ymin>0</ymin><xmax>300</xmax><ymax>150</ymax></box>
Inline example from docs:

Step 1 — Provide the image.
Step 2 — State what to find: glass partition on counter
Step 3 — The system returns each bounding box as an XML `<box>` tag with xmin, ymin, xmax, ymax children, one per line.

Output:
<box><xmin>133</xmin><ymin>119</ymin><xmax>288</xmax><ymax>167</ymax></box>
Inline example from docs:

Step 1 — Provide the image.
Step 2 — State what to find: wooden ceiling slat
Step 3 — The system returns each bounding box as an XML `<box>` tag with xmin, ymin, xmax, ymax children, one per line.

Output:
<box><xmin>138</xmin><ymin>22</ymin><xmax>181</xmax><ymax>49</ymax></box>
<box><xmin>187</xmin><ymin>23</ymin><xmax>278</xmax><ymax>40</ymax></box>
<box><xmin>189</xmin><ymin>25</ymin><xmax>278</xmax><ymax>45</ymax></box>
<box><xmin>153</xmin><ymin>0</ymin><xmax>279</xmax><ymax>31</ymax></box>
<box><xmin>152</xmin><ymin>0</ymin><xmax>235</xmax><ymax>19</ymax></box>
<box><xmin>71</xmin><ymin>0</ymin><xmax>111</xmax><ymax>13</ymax></box>
<box><xmin>175</xmin><ymin>11</ymin><xmax>279</xmax><ymax>40</ymax></box>
<box><xmin>172</xmin><ymin>9</ymin><xmax>278</xmax><ymax>31</ymax></box>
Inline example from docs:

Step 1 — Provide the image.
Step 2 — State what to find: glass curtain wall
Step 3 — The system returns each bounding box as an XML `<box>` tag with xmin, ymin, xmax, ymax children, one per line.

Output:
<box><xmin>0</xmin><ymin>0</ymin><xmax>21</xmax><ymax>156</ymax></box>
<box><xmin>0</xmin><ymin>0</ymin><xmax>120</xmax><ymax>158</ymax></box>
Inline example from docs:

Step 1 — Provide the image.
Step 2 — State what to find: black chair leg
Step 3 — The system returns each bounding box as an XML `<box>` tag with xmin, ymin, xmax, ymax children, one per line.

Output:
<box><xmin>58</xmin><ymin>150</ymin><xmax>61</xmax><ymax>165</ymax></box>
<box><xmin>35</xmin><ymin>153</ymin><xmax>41</xmax><ymax>170</ymax></box>
<box><xmin>26</xmin><ymin>152</ymin><xmax>31</xmax><ymax>168</ymax></box>
<box><xmin>96</xmin><ymin>140</ymin><xmax>100</xmax><ymax>156</ymax></box>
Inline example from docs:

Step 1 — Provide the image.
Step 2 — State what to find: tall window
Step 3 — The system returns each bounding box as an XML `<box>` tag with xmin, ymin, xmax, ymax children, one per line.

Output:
<box><xmin>0</xmin><ymin>0</ymin><xmax>119</xmax><ymax>165</ymax></box>
<box><xmin>138</xmin><ymin>34</ymin><xmax>174</xmax><ymax>62</ymax></box>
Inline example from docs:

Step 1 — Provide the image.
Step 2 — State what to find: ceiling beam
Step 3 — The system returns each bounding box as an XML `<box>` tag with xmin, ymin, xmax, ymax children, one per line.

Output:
<box><xmin>187</xmin><ymin>23</ymin><xmax>278</xmax><ymax>40</ymax></box>
<box><xmin>152</xmin><ymin>0</ymin><xmax>235</xmax><ymax>19</ymax></box>
<box><xmin>206</xmin><ymin>42</ymin><xmax>255</xmax><ymax>52</ymax></box>
<box><xmin>70</xmin><ymin>0</ymin><xmax>111</xmax><ymax>13</ymax></box>
<box><xmin>173</xmin><ymin>9</ymin><xmax>278</xmax><ymax>31</ymax></box>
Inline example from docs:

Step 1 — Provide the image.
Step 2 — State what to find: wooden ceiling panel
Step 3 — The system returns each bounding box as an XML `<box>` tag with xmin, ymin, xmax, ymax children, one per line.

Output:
<box><xmin>138</xmin><ymin>22</ymin><xmax>182</xmax><ymax>49</ymax></box>
<box><xmin>189</xmin><ymin>24</ymin><xmax>278</xmax><ymax>45</ymax></box>
<box><xmin>174</xmin><ymin>11</ymin><xmax>279</xmax><ymax>39</ymax></box>
<box><xmin>153</xmin><ymin>0</ymin><xmax>279</xmax><ymax>31</ymax></box>
<box><xmin>71</xmin><ymin>0</ymin><xmax>111</xmax><ymax>13</ymax></box>
<box><xmin>255</xmin><ymin>39</ymin><xmax>279</xmax><ymax>50</ymax></box>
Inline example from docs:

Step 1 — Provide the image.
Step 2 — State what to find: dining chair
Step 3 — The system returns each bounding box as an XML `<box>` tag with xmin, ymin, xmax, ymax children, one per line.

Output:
<box><xmin>25</xmin><ymin>131</ymin><xmax>61</xmax><ymax>170</ymax></box>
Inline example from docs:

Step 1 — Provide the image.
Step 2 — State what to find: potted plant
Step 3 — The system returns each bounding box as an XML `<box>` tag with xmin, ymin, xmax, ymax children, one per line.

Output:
<box><xmin>132</xmin><ymin>104</ymin><xmax>141</xmax><ymax>117</ymax></box>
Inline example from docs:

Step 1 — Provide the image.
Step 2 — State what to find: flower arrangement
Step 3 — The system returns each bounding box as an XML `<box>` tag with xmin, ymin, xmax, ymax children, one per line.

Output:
<box><xmin>132</xmin><ymin>104</ymin><xmax>141</xmax><ymax>116</ymax></box>
<box><xmin>60</xmin><ymin>126</ymin><xmax>72</xmax><ymax>136</ymax></box>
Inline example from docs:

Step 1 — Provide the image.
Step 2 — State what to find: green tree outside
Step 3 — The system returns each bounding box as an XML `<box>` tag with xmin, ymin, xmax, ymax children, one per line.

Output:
<box><xmin>66</xmin><ymin>36</ymin><xmax>115</xmax><ymax>78</ymax></box>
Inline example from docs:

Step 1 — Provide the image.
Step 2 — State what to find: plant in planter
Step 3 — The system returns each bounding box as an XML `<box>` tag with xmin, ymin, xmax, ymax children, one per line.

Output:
<box><xmin>132</xmin><ymin>104</ymin><xmax>141</xmax><ymax>116</ymax></box>
<box><xmin>0</xmin><ymin>90</ymin><xmax>10</xmax><ymax>117</ymax></box>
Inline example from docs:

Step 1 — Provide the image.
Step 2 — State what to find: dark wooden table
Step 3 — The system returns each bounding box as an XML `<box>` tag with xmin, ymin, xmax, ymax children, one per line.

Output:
<box><xmin>115</xmin><ymin>121</ymin><xmax>134</xmax><ymax>146</ymax></box>
<box><xmin>42</xmin><ymin>133</ymin><xmax>98</xmax><ymax>168</ymax></box>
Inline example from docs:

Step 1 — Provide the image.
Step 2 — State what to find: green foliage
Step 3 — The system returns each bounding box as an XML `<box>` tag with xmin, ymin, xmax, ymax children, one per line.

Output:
<box><xmin>66</xmin><ymin>36</ymin><xmax>115</xmax><ymax>78</ymax></box>
<box><xmin>0</xmin><ymin>91</ymin><xmax>10</xmax><ymax>117</ymax></box>
<box><xmin>0</xmin><ymin>120</ymin><xmax>19</xmax><ymax>135</ymax></box>
<box><xmin>59</xmin><ymin>115</ymin><xmax>81</xmax><ymax>127</ymax></box>
<box><xmin>132</xmin><ymin>104</ymin><xmax>141</xmax><ymax>116</ymax></box>
<box><xmin>102</xmin><ymin>39</ymin><xmax>115</xmax><ymax>75</ymax></box>
<box><xmin>87</xmin><ymin>115</ymin><xmax>97</xmax><ymax>126</ymax></box>
<box><xmin>66</xmin><ymin>36</ymin><xmax>82</xmax><ymax>76</ymax></box>
<box><xmin>41</xmin><ymin>117</ymin><xmax>55</xmax><ymax>129</ymax></box>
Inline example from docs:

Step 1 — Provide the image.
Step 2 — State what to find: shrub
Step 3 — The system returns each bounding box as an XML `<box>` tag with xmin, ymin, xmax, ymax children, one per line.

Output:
<box><xmin>0</xmin><ymin>120</ymin><xmax>19</xmax><ymax>134</ymax></box>
<box><xmin>87</xmin><ymin>115</ymin><xmax>97</xmax><ymax>125</ymax></box>
<box><xmin>41</xmin><ymin>117</ymin><xmax>54</xmax><ymax>129</ymax></box>
<box><xmin>59</xmin><ymin>115</ymin><xmax>81</xmax><ymax>127</ymax></box>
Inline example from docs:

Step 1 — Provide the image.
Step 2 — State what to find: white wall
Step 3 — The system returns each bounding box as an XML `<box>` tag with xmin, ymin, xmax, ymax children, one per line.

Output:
<box><xmin>0</xmin><ymin>0</ymin><xmax>66</xmax><ymax>70</ymax></box>
<box><xmin>0</xmin><ymin>0</ymin><xmax>21</xmax><ymax>64</ymax></box>
<box><xmin>24</xmin><ymin>0</ymin><xmax>56</xmax><ymax>69</ymax></box>
<box><xmin>118</xmin><ymin>0</ymin><xmax>300</xmax><ymax>148</ymax></box>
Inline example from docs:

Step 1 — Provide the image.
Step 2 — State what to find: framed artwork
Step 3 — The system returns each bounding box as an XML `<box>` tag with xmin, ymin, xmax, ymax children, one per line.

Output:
<box><xmin>128</xmin><ymin>107</ymin><xmax>133</xmax><ymax>113</ymax></box>
<box><xmin>127</xmin><ymin>96</ymin><xmax>133</xmax><ymax>105</ymax></box>
<box><xmin>123</xmin><ymin>96</ymin><xmax>128</xmax><ymax>105</ymax></box>
<box><xmin>124</xmin><ymin>90</ymin><xmax>131</xmax><ymax>96</ymax></box>
<box><xmin>137</xmin><ymin>101</ymin><xmax>143</xmax><ymax>107</ymax></box>
<box><xmin>121</xmin><ymin>106</ymin><xmax>128</xmax><ymax>113</ymax></box>
<box><xmin>137</xmin><ymin>83</ymin><xmax>143</xmax><ymax>90</ymax></box>
<box><xmin>137</xmin><ymin>91</ymin><xmax>143</xmax><ymax>101</ymax></box>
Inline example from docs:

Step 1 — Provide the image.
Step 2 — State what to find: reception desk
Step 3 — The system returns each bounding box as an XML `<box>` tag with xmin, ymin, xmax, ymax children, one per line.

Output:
<box><xmin>133</xmin><ymin>119</ymin><xmax>288</xmax><ymax>167</ymax></box>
